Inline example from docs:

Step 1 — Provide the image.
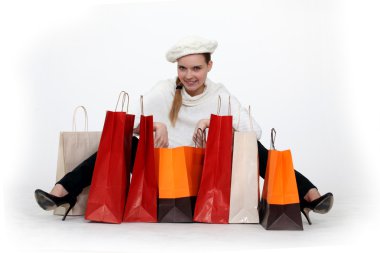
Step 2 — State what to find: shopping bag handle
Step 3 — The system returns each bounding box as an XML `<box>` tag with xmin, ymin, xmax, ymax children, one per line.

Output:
<box><xmin>72</xmin><ymin>106</ymin><xmax>88</xmax><ymax>132</ymax></box>
<box><xmin>236</xmin><ymin>105</ymin><xmax>254</xmax><ymax>131</ymax></box>
<box><xmin>194</xmin><ymin>128</ymin><xmax>206</xmax><ymax>148</ymax></box>
<box><xmin>140</xmin><ymin>95</ymin><xmax>144</xmax><ymax>115</ymax></box>
<box><xmin>216</xmin><ymin>95</ymin><xmax>231</xmax><ymax>115</ymax></box>
<box><xmin>115</xmin><ymin>91</ymin><xmax>130</xmax><ymax>112</ymax></box>
<box><xmin>270</xmin><ymin>128</ymin><xmax>277</xmax><ymax>150</ymax></box>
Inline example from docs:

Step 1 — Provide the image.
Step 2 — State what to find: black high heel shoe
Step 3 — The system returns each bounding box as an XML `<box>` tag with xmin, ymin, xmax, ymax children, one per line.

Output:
<box><xmin>300</xmin><ymin>192</ymin><xmax>334</xmax><ymax>225</ymax></box>
<box><xmin>34</xmin><ymin>189</ymin><xmax>77</xmax><ymax>221</ymax></box>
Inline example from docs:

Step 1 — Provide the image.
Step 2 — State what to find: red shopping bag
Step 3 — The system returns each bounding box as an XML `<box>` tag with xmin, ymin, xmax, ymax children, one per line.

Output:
<box><xmin>123</xmin><ymin>96</ymin><xmax>157</xmax><ymax>222</ymax></box>
<box><xmin>193</xmin><ymin>97</ymin><xmax>233</xmax><ymax>224</ymax></box>
<box><xmin>85</xmin><ymin>91</ymin><xmax>134</xmax><ymax>224</ymax></box>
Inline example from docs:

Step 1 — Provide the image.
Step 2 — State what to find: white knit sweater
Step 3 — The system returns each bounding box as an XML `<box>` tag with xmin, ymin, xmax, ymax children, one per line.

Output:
<box><xmin>133</xmin><ymin>78</ymin><xmax>262</xmax><ymax>147</ymax></box>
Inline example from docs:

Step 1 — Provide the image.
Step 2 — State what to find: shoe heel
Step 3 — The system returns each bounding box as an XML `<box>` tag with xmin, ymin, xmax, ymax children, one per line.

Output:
<box><xmin>302</xmin><ymin>208</ymin><xmax>312</xmax><ymax>225</ymax></box>
<box><xmin>62</xmin><ymin>202</ymin><xmax>75</xmax><ymax>221</ymax></box>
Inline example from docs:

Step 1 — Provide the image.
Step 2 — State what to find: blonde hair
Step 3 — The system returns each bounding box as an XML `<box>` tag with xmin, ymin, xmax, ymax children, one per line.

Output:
<box><xmin>169</xmin><ymin>77</ymin><xmax>183</xmax><ymax>126</ymax></box>
<box><xmin>169</xmin><ymin>53</ymin><xmax>211</xmax><ymax>126</ymax></box>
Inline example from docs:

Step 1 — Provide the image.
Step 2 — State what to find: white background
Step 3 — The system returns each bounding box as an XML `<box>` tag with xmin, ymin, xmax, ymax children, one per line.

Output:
<box><xmin>1</xmin><ymin>0</ymin><xmax>379</xmax><ymax>252</ymax></box>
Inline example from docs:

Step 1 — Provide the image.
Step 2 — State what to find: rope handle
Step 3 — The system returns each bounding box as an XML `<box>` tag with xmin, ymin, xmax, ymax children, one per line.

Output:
<box><xmin>140</xmin><ymin>95</ymin><xmax>144</xmax><ymax>115</ymax></box>
<box><xmin>115</xmin><ymin>91</ymin><xmax>130</xmax><ymax>112</ymax></box>
<box><xmin>194</xmin><ymin>128</ymin><xmax>206</xmax><ymax>148</ymax></box>
<box><xmin>249</xmin><ymin>105</ymin><xmax>253</xmax><ymax>130</ymax></box>
<box><xmin>217</xmin><ymin>96</ymin><xmax>221</xmax><ymax>115</ymax></box>
<box><xmin>216</xmin><ymin>95</ymin><xmax>231</xmax><ymax>115</ymax></box>
<box><xmin>72</xmin><ymin>106</ymin><xmax>88</xmax><ymax>132</ymax></box>
<box><xmin>228</xmin><ymin>96</ymin><xmax>231</xmax><ymax>115</ymax></box>
<box><xmin>270</xmin><ymin>128</ymin><xmax>277</xmax><ymax>150</ymax></box>
<box><xmin>236</xmin><ymin>105</ymin><xmax>254</xmax><ymax>131</ymax></box>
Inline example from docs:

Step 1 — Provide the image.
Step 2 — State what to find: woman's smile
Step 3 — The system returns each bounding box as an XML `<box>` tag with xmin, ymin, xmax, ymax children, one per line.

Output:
<box><xmin>184</xmin><ymin>80</ymin><xmax>198</xmax><ymax>86</ymax></box>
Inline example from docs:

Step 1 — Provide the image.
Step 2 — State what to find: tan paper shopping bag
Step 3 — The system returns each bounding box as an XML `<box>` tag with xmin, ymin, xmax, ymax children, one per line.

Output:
<box><xmin>229</xmin><ymin>106</ymin><xmax>260</xmax><ymax>223</ymax></box>
<box><xmin>54</xmin><ymin>106</ymin><xmax>101</xmax><ymax>216</ymax></box>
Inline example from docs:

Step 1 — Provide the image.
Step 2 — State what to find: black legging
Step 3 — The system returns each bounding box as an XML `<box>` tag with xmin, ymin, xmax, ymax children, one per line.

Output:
<box><xmin>57</xmin><ymin>137</ymin><xmax>316</xmax><ymax>200</ymax></box>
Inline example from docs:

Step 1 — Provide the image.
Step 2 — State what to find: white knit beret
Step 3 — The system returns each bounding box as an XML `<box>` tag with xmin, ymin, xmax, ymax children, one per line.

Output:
<box><xmin>165</xmin><ymin>36</ymin><xmax>218</xmax><ymax>63</ymax></box>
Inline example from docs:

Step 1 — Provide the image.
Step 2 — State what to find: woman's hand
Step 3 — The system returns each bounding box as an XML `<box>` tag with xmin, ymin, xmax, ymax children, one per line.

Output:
<box><xmin>193</xmin><ymin>119</ymin><xmax>210</xmax><ymax>148</ymax></box>
<box><xmin>153</xmin><ymin>122</ymin><xmax>169</xmax><ymax>148</ymax></box>
<box><xmin>133</xmin><ymin>124</ymin><xmax>140</xmax><ymax>135</ymax></box>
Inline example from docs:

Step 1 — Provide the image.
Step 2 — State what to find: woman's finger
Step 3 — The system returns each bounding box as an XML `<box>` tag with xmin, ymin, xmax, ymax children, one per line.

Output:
<box><xmin>195</xmin><ymin>133</ymin><xmax>202</xmax><ymax>147</ymax></box>
<box><xmin>154</xmin><ymin>137</ymin><xmax>158</xmax><ymax>148</ymax></box>
<box><xmin>154</xmin><ymin>134</ymin><xmax>162</xmax><ymax>148</ymax></box>
<box><xmin>163</xmin><ymin>139</ymin><xmax>169</xmax><ymax>148</ymax></box>
<box><xmin>157</xmin><ymin>137</ymin><xmax>164</xmax><ymax>148</ymax></box>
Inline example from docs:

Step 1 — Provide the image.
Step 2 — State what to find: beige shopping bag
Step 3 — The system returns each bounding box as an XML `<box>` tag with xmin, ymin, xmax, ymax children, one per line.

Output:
<box><xmin>54</xmin><ymin>106</ymin><xmax>101</xmax><ymax>216</ymax></box>
<box><xmin>229</xmin><ymin>106</ymin><xmax>260</xmax><ymax>223</ymax></box>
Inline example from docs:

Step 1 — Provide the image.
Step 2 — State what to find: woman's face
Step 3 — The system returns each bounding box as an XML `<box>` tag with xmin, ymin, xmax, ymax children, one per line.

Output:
<box><xmin>177</xmin><ymin>54</ymin><xmax>213</xmax><ymax>96</ymax></box>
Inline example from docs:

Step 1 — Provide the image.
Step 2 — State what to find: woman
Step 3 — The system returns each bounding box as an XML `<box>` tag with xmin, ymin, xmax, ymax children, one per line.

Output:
<box><xmin>35</xmin><ymin>36</ymin><xmax>333</xmax><ymax>225</ymax></box>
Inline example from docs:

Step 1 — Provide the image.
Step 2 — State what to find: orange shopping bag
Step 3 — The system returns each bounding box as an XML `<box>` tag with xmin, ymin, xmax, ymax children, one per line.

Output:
<box><xmin>260</xmin><ymin>128</ymin><xmax>303</xmax><ymax>230</ymax></box>
<box><xmin>156</xmin><ymin>129</ymin><xmax>205</xmax><ymax>222</ymax></box>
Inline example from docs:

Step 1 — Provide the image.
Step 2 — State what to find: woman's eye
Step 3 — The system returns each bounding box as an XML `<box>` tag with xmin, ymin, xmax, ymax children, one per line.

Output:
<box><xmin>178</xmin><ymin>66</ymin><xmax>185</xmax><ymax>70</ymax></box>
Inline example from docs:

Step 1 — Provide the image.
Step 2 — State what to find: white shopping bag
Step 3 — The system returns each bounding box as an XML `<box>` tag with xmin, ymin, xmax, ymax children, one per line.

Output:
<box><xmin>229</xmin><ymin>106</ymin><xmax>260</xmax><ymax>223</ymax></box>
<box><xmin>54</xmin><ymin>106</ymin><xmax>101</xmax><ymax>216</ymax></box>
